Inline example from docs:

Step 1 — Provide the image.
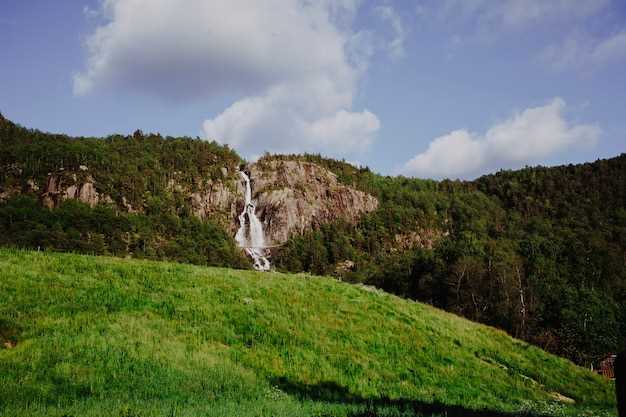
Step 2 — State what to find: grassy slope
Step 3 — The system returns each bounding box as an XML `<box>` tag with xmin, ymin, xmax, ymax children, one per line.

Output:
<box><xmin>0</xmin><ymin>249</ymin><xmax>616</xmax><ymax>417</ymax></box>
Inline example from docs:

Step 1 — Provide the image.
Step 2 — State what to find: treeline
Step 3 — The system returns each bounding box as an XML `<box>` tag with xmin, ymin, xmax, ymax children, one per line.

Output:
<box><xmin>271</xmin><ymin>153</ymin><xmax>626</xmax><ymax>367</ymax></box>
<box><xmin>0</xmin><ymin>114</ymin><xmax>242</xmax><ymax>210</ymax></box>
<box><xmin>0</xmin><ymin>114</ymin><xmax>248</xmax><ymax>268</ymax></box>
<box><xmin>0</xmin><ymin>195</ymin><xmax>248</xmax><ymax>268</ymax></box>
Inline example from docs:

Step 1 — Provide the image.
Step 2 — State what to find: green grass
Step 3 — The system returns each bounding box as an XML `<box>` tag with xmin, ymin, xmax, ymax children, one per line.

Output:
<box><xmin>0</xmin><ymin>249</ymin><xmax>616</xmax><ymax>417</ymax></box>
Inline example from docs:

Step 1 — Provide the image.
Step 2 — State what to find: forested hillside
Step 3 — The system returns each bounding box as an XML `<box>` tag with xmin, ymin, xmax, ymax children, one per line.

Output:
<box><xmin>0</xmin><ymin>113</ymin><xmax>248</xmax><ymax>268</ymax></box>
<box><xmin>1</xmin><ymin>114</ymin><xmax>624</xmax><ymax>367</ymax></box>
<box><xmin>269</xmin><ymin>154</ymin><xmax>626</xmax><ymax>367</ymax></box>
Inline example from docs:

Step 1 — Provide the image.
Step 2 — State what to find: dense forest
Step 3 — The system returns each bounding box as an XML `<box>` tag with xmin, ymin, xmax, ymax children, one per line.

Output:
<box><xmin>0</xmin><ymin>113</ymin><xmax>247</xmax><ymax>268</ymax></box>
<box><xmin>1</xmin><ymin>113</ymin><xmax>624</xmax><ymax>367</ymax></box>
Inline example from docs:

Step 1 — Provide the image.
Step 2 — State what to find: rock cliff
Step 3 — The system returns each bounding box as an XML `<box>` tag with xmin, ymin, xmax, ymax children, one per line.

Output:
<box><xmin>176</xmin><ymin>175</ymin><xmax>243</xmax><ymax>233</ymax></box>
<box><xmin>1</xmin><ymin>158</ymin><xmax>378</xmax><ymax>246</ymax></box>
<box><xmin>248</xmin><ymin>159</ymin><xmax>378</xmax><ymax>245</ymax></box>
<box><xmin>41</xmin><ymin>171</ymin><xmax>110</xmax><ymax>209</ymax></box>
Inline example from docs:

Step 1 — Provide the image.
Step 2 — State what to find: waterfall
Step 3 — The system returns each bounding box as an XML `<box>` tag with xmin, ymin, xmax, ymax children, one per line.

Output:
<box><xmin>235</xmin><ymin>171</ymin><xmax>271</xmax><ymax>271</ymax></box>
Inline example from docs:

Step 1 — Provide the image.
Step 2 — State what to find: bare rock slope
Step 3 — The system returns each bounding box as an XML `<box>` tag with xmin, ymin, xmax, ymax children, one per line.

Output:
<box><xmin>249</xmin><ymin>159</ymin><xmax>378</xmax><ymax>245</ymax></box>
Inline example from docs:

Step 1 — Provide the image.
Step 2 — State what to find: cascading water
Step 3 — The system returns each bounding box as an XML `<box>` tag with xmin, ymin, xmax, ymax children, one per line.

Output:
<box><xmin>235</xmin><ymin>171</ymin><xmax>271</xmax><ymax>271</ymax></box>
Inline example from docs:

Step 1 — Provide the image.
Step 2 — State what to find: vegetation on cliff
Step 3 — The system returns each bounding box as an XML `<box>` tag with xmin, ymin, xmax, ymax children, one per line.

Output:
<box><xmin>0</xmin><ymin>115</ymin><xmax>248</xmax><ymax>268</ymax></box>
<box><xmin>0</xmin><ymin>249</ymin><xmax>617</xmax><ymax>417</ymax></box>
<box><xmin>0</xmin><ymin>114</ymin><xmax>241</xmax><ymax>211</ymax></box>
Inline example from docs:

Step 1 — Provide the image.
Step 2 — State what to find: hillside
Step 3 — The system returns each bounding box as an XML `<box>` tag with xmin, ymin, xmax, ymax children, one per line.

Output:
<box><xmin>267</xmin><ymin>154</ymin><xmax>626</xmax><ymax>367</ymax></box>
<box><xmin>0</xmin><ymin>249</ymin><xmax>617</xmax><ymax>417</ymax></box>
<box><xmin>0</xmin><ymin>114</ymin><xmax>376</xmax><ymax>259</ymax></box>
<box><xmin>1</xmin><ymin>115</ymin><xmax>625</xmax><ymax>368</ymax></box>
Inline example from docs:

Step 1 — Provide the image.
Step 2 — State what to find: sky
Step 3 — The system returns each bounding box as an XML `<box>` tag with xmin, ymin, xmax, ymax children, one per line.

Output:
<box><xmin>1</xmin><ymin>0</ymin><xmax>625</xmax><ymax>179</ymax></box>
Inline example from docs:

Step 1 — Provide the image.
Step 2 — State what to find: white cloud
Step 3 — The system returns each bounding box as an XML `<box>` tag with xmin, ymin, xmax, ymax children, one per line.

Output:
<box><xmin>75</xmin><ymin>0</ymin><xmax>355</xmax><ymax>99</ymax></box>
<box><xmin>541</xmin><ymin>30</ymin><xmax>626</xmax><ymax>71</ymax></box>
<box><xmin>374</xmin><ymin>5</ymin><xmax>406</xmax><ymax>59</ymax></box>
<box><xmin>402</xmin><ymin>98</ymin><xmax>600</xmax><ymax>179</ymax></box>
<box><xmin>76</xmin><ymin>0</ymin><xmax>379</xmax><ymax>157</ymax></box>
<box><xmin>202</xmin><ymin>82</ymin><xmax>380</xmax><ymax>157</ymax></box>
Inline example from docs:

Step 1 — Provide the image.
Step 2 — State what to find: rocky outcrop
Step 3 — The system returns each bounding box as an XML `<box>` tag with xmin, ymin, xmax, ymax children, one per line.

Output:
<box><xmin>187</xmin><ymin>179</ymin><xmax>243</xmax><ymax>233</ymax></box>
<box><xmin>157</xmin><ymin>159</ymin><xmax>379</xmax><ymax>243</ymax></box>
<box><xmin>248</xmin><ymin>159</ymin><xmax>378</xmax><ymax>245</ymax></box>
<box><xmin>41</xmin><ymin>172</ymin><xmax>109</xmax><ymax>209</ymax></box>
<box><xmin>1</xmin><ymin>159</ymin><xmax>379</xmax><ymax>246</ymax></box>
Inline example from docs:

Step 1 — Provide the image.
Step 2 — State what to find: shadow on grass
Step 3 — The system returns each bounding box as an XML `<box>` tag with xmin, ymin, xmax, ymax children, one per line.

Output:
<box><xmin>271</xmin><ymin>377</ymin><xmax>552</xmax><ymax>417</ymax></box>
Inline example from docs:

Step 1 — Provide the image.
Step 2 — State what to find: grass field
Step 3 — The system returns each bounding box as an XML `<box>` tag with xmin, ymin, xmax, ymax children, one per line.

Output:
<box><xmin>0</xmin><ymin>248</ymin><xmax>617</xmax><ymax>417</ymax></box>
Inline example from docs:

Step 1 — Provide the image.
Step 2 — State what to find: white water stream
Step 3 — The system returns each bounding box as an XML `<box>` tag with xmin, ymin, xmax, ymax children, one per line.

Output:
<box><xmin>235</xmin><ymin>171</ymin><xmax>271</xmax><ymax>271</ymax></box>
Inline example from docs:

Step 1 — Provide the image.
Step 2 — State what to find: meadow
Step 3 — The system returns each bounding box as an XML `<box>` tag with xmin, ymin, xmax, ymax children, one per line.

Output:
<box><xmin>0</xmin><ymin>249</ymin><xmax>617</xmax><ymax>416</ymax></box>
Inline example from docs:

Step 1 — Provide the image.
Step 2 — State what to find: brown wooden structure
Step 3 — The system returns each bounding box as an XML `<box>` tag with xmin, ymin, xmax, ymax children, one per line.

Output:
<box><xmin>598</xmin><ymin>354</ymin><xmax>616</xmax><ymax>379</ymax></box>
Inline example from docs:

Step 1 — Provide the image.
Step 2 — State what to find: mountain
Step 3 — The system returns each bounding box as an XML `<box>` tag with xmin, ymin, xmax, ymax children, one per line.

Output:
<box><xmin>1</xmin><ymin>115</ymin><xmax>624</xmax><ymax>367</ymax></box>
<box><xmin>0</xmin><ymin>249</ymin><xmax>617</xmax><ymax>417</ymax></box>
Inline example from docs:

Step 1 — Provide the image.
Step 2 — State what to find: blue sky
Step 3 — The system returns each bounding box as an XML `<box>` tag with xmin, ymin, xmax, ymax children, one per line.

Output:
<box><xmin>1</xmin><ymin>0</ymin><xmax>625</xmax><ymax>179</ymax></box>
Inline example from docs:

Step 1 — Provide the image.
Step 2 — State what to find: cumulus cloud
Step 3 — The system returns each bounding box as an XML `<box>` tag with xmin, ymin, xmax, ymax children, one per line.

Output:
<box><xmin>75</xmin><ymin>0</ymin><xmax>356</xmax><ymax>99</ymax></box>
<box><xmin>402</xmin><ymin>98</ymin><xmax>600</xmax><ymax>179</ymax></box>
<box><xmin>202</xmin><ymin>82</ymin><xmax>380</xmax><ymax>156</ymax></box>
<box><xmin>541</xmin><ymin>30</ymin><xmax>626</xmax><ymax>71</ymax></box>
<box><xmin>76</xmin><ymin>0</ymin><xmax>379</xmax><ymax>157</ymax></box>
<box><xmin>374</xmin><ymin>5</ymin><xmax>406</xmax><ymax>59</ymax></box>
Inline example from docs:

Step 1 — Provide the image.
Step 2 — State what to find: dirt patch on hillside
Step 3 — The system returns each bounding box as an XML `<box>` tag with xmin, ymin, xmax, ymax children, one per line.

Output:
<box><xmin>0</xmin><ymin>319</ymin><xmax>20</xmax><ymax>349</ymax></box>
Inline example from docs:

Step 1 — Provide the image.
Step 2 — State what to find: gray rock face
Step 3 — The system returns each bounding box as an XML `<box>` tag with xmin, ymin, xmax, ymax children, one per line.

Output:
<box><xmin>248</xmin><ymin>160</ymin><xmax>378</xmax><ymax>245</ymax></box>
<box><xmin>41</xmin><ymin>173</ymin><xmax>105</xmax><ymax>209</ymax></box>
<box><xmin>188</xmin><ymin>179</ymin><xmax>243</xmax><ymax>233</ymax></box>
<box><xmin>2</xmin><ymin>159</ymin><xmax>378</xmax><ymax>245</ymax></box>
<box><xmin>182</xmin><ymin>159</ymin><xmax>379</xmax><ymax>243</ymax></box>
